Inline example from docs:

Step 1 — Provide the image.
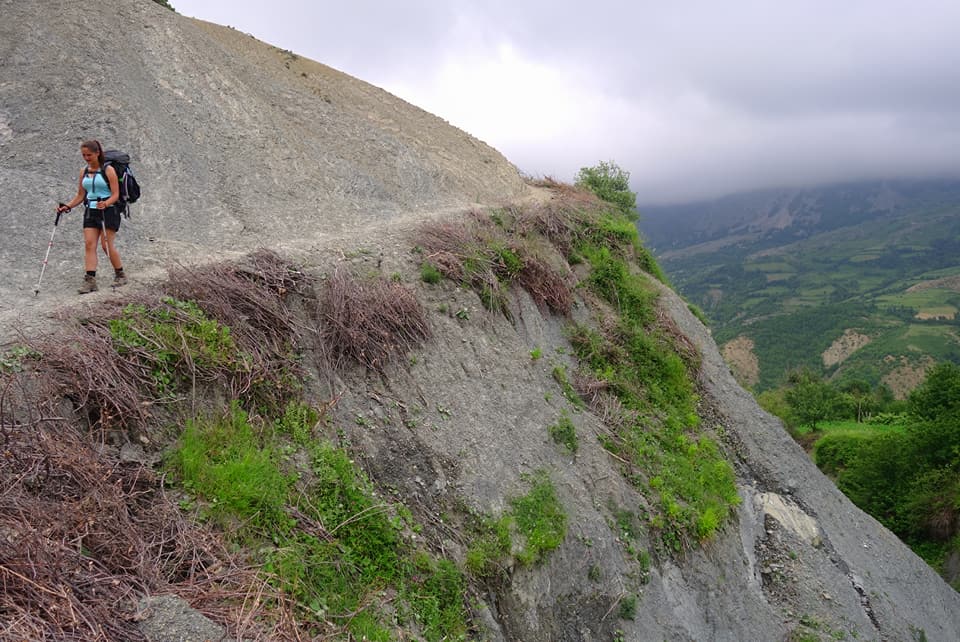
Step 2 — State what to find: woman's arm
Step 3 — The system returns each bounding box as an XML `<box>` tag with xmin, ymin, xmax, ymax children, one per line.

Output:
<box><xmin>57</xmin><ymin>169</ymin><xmax>88</xmax><ymax>212</ymax></box>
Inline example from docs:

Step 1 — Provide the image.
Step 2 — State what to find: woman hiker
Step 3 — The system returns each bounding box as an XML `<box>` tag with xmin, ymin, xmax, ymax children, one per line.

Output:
<box><xmin>56</xmin><ymin>139</ymin><xmax>127</xmax><ymax>293</ymax></box>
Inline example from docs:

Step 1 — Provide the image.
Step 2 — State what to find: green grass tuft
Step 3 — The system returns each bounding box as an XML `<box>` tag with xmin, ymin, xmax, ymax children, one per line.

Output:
<box><xmin>420</xmin><ymin>262</ymin><xmax>443</xmax><ymax>284</ymax></box>
<box><xmin>548</xmin><ymin>413</ymin><xmax>578</xmax><ymax>454</ymax></box>
<box><xmin>510</xmin><ymin>471</ymin><xmax>568</xmax><ymax>565</ymax></box>
<box><xmin>169</xmin><ymin>402</ymin><xmax>468</xmax><ymax>641</ymax></box>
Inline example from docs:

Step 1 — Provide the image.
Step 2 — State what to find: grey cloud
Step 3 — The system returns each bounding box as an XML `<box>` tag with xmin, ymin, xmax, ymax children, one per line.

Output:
<box><xmin>173</xmin><ymin>0</ymin><xmax>960</xmax><ymax>203</ymax></box>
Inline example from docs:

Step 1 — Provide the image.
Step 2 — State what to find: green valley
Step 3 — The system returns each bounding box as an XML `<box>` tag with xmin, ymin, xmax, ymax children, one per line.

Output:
<box><xmin>639</xmin><ymin>180</ymin><xmax>960</xmax><ymax>394</ymax></box>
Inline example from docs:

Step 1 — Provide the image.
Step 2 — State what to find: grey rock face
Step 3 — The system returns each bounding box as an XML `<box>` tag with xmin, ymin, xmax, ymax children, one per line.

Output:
<box><xmin>137</xmin><ymin>595</ymin><xmax>228</xmax><ymax>642</ymax></box>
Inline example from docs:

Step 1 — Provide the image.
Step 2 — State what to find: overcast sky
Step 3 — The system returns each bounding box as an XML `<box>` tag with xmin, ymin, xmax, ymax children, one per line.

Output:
<box><xmin>172</xmin><ymin>0</ymin><xmax>960</xmax><ymax>204</ymax></box>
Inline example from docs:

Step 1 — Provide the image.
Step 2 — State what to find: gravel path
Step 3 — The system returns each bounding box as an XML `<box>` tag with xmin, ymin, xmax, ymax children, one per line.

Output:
<box><xmin>1</xmin><ymin>0</ymin><xmax>525</xmax><ymax>342</ymax></box>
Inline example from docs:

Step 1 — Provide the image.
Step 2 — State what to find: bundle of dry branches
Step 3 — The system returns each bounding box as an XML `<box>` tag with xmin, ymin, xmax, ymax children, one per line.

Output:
<box><xmin>318</xmin><ymin>268</ymin><xmax>431</xmax><ymax>371</ymax></box>
<box><xmin>0</xmin><ymin>403</ymin><xmax>274</xmax><ymax>641</ymax></box>
<box><xmin>516</xmin><ymin>185</ymin><xmax>603</xmax><ymax>256</ymax></box>
<box><xmin>164</xmin><ymin>248</ymin><xmax>306</xmax><ymax>356</ymax></box>
<box><xmin>26</xmin><ymin>250</ymin><xmax>309</xmax><ymax>437</ymax></box>
<box><xmin>516</xmin><ymin>254</ymin><xmax>574</xmax><ymax>315</ymax></box>
<box><xmin>416</xmin><ymin>212</ymin><xmax>575</xmax><ymax>317</ymax></box>
<box><xmin>0</xmin><ymin>250</ymin><xmax>355</xmax><ymax>640</ymax></box>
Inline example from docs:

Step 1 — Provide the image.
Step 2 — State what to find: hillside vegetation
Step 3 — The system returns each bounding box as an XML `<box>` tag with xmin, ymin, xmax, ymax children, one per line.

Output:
<box><xmin>0</xmin><ymin>185</ymin><xmax>742</xmax><ymax>640</ymax></box>
<box><xmin>640</xmin><ymin>180</ymin><xmax>960</xmax><ymax>394</ymax></box>
<box><xmin>759</xmin><ymin>367</ymin><xmax>960</xmax><ymax>589</ymax></box>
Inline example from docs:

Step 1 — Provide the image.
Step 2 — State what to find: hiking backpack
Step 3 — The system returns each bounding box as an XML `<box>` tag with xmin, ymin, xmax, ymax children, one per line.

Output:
<box><xmin>101</xmin><ymin>149</ymin><xmax>141</xmax><ymax>217</ymax></box>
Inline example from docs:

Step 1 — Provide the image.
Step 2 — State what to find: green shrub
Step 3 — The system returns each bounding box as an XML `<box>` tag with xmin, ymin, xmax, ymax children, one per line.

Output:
<box><xmin>510</xmin><ymin>472</ymin><xmax>568</xmax><ymax>565</ymax></box>
<box><xmin>836</xmin><ymin>431</ymin><xmax>916</xmax><ymax>536</ymax></box>
<box><xmin>548</xmin><ymin>414</ymin><xmax>578</xmax><ymax>454</ymax></box>
<box><xmin>813</xmin><ymin>432</ymin><xmax>874</xmax><ymax>477</ymax></box>
<box><xmin>420</xmin><ymin>262</ymin><xmax>442</xmax><ymax>284</ymax></box>
<box><xmin>575</xmin><ymin>161</ymin><xmax>637</xmax><ymax>218</ymax></box>
<box><xmin>908</xmin><ymin>362</ymin><xmax>960</xmax><ymax>422</ymax></box>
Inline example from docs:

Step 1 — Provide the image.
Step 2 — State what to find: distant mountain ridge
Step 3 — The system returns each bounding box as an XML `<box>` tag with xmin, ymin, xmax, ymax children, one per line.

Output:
<box><xmin>639</xmin><ymin>179</ymin><xmax>960</xmax><ymax>393</ymax></box>
<box><xmin>642</xmin><ymin>178</ymin><xmax>960</xmax><ymax>253</ymax></box>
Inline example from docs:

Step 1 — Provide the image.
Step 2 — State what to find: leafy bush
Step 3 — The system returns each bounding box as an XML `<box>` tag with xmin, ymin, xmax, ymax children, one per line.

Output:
<box><xmin>823</xmin><ymin>364</ymin><xmax>960</xmax><ymax>575</ymax></box>
<box><xmin>575</xmin><ymin>161</ymin><xmax>637</xmax><ymax>218</ymax></box>
<box><xmin>908</xmin><ymin>362</ymin><xmax>960</xmax><ymax>422</ymax></box>
<box><xmin>813</xmin><ymin>432</ymin><xmax>874</xmax><ymax>477</ymax></box>
<box><xmin>784</xmin><ymin>370</ymin><xmax>844</xmax><ymax>430</ymax></box>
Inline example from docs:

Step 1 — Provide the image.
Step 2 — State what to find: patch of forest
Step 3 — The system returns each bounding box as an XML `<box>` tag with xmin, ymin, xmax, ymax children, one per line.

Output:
<box><xmin>759</xmin><ymin>364</ymin><xmax>960</xmax><ymax>590</ymax></box>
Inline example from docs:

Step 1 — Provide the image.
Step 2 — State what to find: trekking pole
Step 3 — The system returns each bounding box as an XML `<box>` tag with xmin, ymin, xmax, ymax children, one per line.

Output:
<box><xmin>34</xmin><ymin>207</ymin><xmax>64</xmax><ymax>296</ymax></box>
<box><xmin>98</xmin><ymin>199</ymin><xmax>110</xmax><ymax>256</ymax></box>
<box><xmin>101</xmin><ymin>216</ymin><xmax>109</xmax><ymax>256</ymax></box>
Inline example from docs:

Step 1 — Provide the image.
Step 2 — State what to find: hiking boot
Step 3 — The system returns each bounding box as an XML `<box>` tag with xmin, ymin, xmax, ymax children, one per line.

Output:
<box><xmin>113</xmin><ymin>272</ymin><xmax>128</xmax><ymax>287</ymax></box>
<box><xmin>77</xmin><ymin>275</ymin><xmax>98</xmax><ymax>294</ymax></box>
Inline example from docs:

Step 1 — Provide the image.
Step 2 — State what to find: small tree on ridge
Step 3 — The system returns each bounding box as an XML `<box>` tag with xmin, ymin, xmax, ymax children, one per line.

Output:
<box><xmin>575</xmin><ymin>161</ymin><xmax>637</xmax><ymax>219</ymax></box>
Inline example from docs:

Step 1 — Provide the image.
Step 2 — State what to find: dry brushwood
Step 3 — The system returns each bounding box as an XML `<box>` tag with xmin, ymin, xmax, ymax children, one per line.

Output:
<box><xmin>29</xmin><ymin>305</ymin><xmax>155</xmax><ymax>435</ymax></box>
<box><xmin>0</xmin><ymin>402</ymin><xmax>274</xmax><ymax>641</ymax></box>
<box><xmin>164</xmin><ymin>248</ymin><xmax>307</xmax><ymax>356</ymax></box>
<box><xmin>516</xmin><ymin>187</ymin><xmax>604</xmax><ymax>256</ymax></box>
<box><xmin>0</xmin><ymin>251</ymin><xmax>345</xmax><ymax>640</ymax></box>
<box><xmin>27</xmin><ymin>250</ymin><xmax>309</xmax><ymax>437</ymax></box>
<box><xmin>517</xmin><ymin>253</ymin><xmax>574</xmax><ymax>315</ymax></box>
<box><xmin>416</xmin><ymin>213</ymin><xmax>574</xmax><ymax>317</ymax></box>
<box><xmin>318</xmin><ymin>268</ymin><xmax>431</xmax><ymax>371</ymax></box>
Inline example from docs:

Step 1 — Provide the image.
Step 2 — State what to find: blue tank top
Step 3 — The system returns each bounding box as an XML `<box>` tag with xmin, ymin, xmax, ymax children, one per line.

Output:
<box><xmin>82</xmin><ymin>169</ymin><xmax>112</xmax><ymax>205</ymax></box>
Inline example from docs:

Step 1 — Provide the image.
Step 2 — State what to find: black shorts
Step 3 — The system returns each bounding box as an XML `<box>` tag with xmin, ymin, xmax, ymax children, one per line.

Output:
<box><xmin>83</xmin><ymin>205</ymin><xmax>121</xmax><ymax>232</ymax></box>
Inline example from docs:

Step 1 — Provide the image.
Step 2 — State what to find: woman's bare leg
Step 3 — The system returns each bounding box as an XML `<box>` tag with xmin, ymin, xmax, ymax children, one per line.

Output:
<box><xmin>103</xmin><ymin>229</ymin><xmax>122</xmax><ymax>269</ymax></box>
<box><xmin>83</xmin><ymin>227</ymin><xmax>100</xmax><ymax>272</ymax></box>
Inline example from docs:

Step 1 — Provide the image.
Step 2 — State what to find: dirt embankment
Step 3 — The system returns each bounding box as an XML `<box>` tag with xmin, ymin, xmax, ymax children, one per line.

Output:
<box><xmin>907</xmin><ymin>275</ymin><xmax>960</xmax><ymax>293</ymax></box>
<box><xmin>822</xmin><ymin>329</ymin><xmax>872</xmax><ymax>367</ymax></box>
<box><xmin>882</xmin><ymin>355</ymin><xmax>937</xmax><ymax>400</ymax></box>
<box><xmin>721</xmin><ymin>335</ymin><xmax>760</xmax><ymax>388</ymax></box>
